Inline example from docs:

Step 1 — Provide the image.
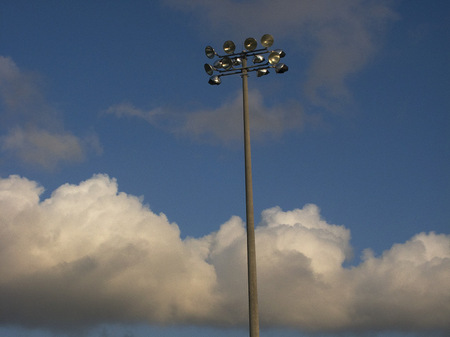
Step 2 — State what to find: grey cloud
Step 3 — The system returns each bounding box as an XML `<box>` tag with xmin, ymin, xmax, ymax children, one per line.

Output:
<box><xmin>0</xmin><ymin>56</ymin><xmax>102</xmax><ymax>169</ymax></box>
<box><xmin>178</xmin><ymin>90</ymin><xmax>305</xmax><ymax>143</ymax></box>
<box><xmin>1</xmin><ymin>127</ymin><xmax>85</xmax><ymax>170</ymax></box>
<box><xmin>111</xmin><ymin>0</ymin><xmax>396</xmax><ymax>143</ymax></box>
<box><xmin>0</xmin><ymin>175</ymin><xmax>449</xmax><ymax>334</ymax></box>
<box><xmin>164</xmin><ymin>0</ymin><xmax>397</xmax><ymax>108</ymax></box>
<box><xmin>107</xmin><ymin>90</ymin><xmax>306</xmax><ymax>143</ymax></box>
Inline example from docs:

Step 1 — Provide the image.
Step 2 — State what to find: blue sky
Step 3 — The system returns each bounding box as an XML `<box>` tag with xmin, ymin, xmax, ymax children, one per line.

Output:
<box><xmin>0</xmin><ymin>1</ymin><xmax>449</xmax><ymax>337</ymax></box>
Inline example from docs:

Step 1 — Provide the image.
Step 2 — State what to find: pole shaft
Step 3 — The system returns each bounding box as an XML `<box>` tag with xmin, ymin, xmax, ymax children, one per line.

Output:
<box><xmin>241</xmin><ymin>58</ymin><xmax>260</xmax><ymax>337</ymax></box>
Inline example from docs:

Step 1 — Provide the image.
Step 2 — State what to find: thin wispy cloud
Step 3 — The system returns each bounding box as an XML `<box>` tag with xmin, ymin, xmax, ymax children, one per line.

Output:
<box><xmin>105</xmin><ymin>102</ymin><xmax>166</xmax><ymax>126</ymax></box>
<box><xmin>107</xmin><ymin>90</ymin><xmax>306</xmax><ymax>143</ymax></box>
<box><xmin>0</xmin><ymin>56</ymin><xmax>102</xmax><ymax>170</ymax></box>
<box><xmin>164</xmin><ymin>0</ymin><xmax>397</xmax><ymax>108</ymax></box>
<box><xmin>110</xmin><ymin>0</ymin><xmax>396</xmax><ymax>142</ymax></box>
<box><xmin>1</xmin><ymin>175</ymin><xmax>448</xmax><ymax>334</ymax></box>
<box><xmin>178</xmin><ymin>90</ymin><xmax>305</xmax><ymax>143</ymax></box>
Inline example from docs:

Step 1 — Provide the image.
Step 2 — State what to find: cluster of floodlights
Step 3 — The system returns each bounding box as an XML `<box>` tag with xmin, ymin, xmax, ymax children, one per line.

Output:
<box><xmin>204</xmin><ymin>34</ymin><xmax>288</xmax><ymax>85</ymax></box>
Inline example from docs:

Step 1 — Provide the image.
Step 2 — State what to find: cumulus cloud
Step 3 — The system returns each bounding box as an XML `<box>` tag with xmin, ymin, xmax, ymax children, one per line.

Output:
<box><xmin>0</xmin><ymin>175</ymin><xmax>449</xmax><ymax>334</ymax></box>
<box><xmin>0</xmin><ymin>56</ymin><xmax>101</xmax><ymax>169</ymax></box>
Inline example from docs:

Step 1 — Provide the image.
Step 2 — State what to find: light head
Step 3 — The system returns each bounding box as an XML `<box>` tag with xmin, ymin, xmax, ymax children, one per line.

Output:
<box><xmin>205</xmin><ymin>46</ymin><xmax>216</xmax><ymax>59</ymax></box>
<box><xmin>223</xmin><ymin>40</ymin><xmax>236</xmax><ymax>55</ymax></box>
<box><xmin>260</xmin><ymin>34</ymin><xmax>274</xmax><ymax>48</ymax></box>
<box><xmin>244</xmin><ymin>37</ymin><xmax>258</xmax><ymax>51</ymax></box>
<box><xmin>208</xmin><ymin>75</ymin><xmax>221</xmax><ymax>85</ymax></box>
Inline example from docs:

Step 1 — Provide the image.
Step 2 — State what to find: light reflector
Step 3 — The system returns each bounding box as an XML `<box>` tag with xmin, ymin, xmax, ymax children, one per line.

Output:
<box><xmin>244</xmin><ymin>37</ymin><xmax>257</xmax><ymax>51</ymax></box>
<box><xmin>205</xmin><ymin>46</ymin><xmax>216</xmax><ymax>59</ymax></box>
<box><xmin>261</xmin><ymin>34</ymin><xmax>274</xmax><ymax>48</ymax></box>
<box><xmin>223</xmin><ymin>40</ymin><xmax>236</xmax><ymax>54</ymax></box>
<box><xmin>275</xmin><ymin>63</ymin><xmax>289</xmax><ymax>74</ymax></box>
<box><xmin>204</xmin><ymin>64</ymin><xmax>215</xmax><ymax>75</ymax></box>
<box><xmin>268</xmin><ymin>51</ymin><xmax>280</xmax><ymax>65</ymax></box>
<box><xmin>253</xmin><ymin>55</ymin><xmax>265</xmax><ymax>64</ymax></box>
<box><xmin>257</xmin><ymin>68</ymin><xmax>269</xmax><ymax>77</ymax></box>
<box><xmin>208</xmin><ymin>75</ymin><xmax>221</xmax><ymax>85</ymax></box>
<box><xmin>274</xmin><ymin>49</ymin><xmax>286</xmax><ymax>58</ymax></box>
<box><xmin>233</xmin><ymin>57</ymin><xmax>242</xmax><ymax>66</ymax></box>
<box><xmin>221</xmin><ymin>57</ymin><xmax>233</xmax><ymax>70</ymax></box>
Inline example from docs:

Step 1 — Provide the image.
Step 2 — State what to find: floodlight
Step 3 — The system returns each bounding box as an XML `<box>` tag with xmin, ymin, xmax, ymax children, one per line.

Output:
<box><xmin>268</xmin><ymin>51</ymin><xmax>280</xmax><ymax>65</ymax></box>
<box><xmin>203</xmin><ymin>34</ymin><xmax>288</xmax><ymax>337</ymax></box>
<box><xmin>253</xmin><ymin>55</ymin><xmax>265</xmax><ymax>64</ymax></box>
<box><xmin>244</xmin><ymin>37</ymin><xmax>257</xmax><ymax>51</ymax></box>
<box><xmin>208</xmin><ymin>75</ymin><xmax>221</xmax><ymax>85</ymax></box>
<box><xmin>204</xmin><ymin>35</ymin><xmax>288</xmax><ymax>85</ymax></box>
<box><xmin>274</xmin><ymin>49</ymin><xmax>286</xmax><ymax>58</ymax></box>
<box><xmin>257</xmin><ymin>68</ymin><xmax>269</xmax><ymax>77</ymax></box>
<box><xmin>260</xmin><ymin>34</ymin><xmax>274</xmax><ymax>48</ymax></box>
<box><xmin>205</xmin><ymin>46</ymin><xmax>216</xmax><ymax>59</ymax></box>
<box><xmin>233</xmin><ymin>57</ymin><xmax>242</xmax><ymax>66</ymax></box>
<box><xmin>221</xmin><ymin>57</ymin><xmax>233</xmax><ymax>70</ymax></box>
<box><xmin>223</xmin><ymin>40</ymin><xmax>236</xmax><ymax>54</ymax></box>
<box><xmin>275</xmin><ymin>63</ymin><xmax>289</xmax><ymax>74</ymax></box>
<box><xmin>204</xmin><ymin>64</ymin><xmax>215</xmax><ymax>75</ymax></box>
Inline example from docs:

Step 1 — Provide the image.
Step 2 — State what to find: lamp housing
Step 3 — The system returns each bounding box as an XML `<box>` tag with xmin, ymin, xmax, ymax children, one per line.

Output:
<box><xmin>223</xmin><ymin>40</ymin><xmax>236</xmax><ymax>54</ymax></box>
<box><xmin>253</xmin><ymin>55</ymin><xmax>265</xmax><ymax>64</ymax></box>
<box><xmin>204</xmin><ymin>63</ymin><xmax>215</xmax><ymax>75</ymax></box>
<box><xmin>260</xmin><ymin>34</ymin><xmax>274</xmax><ymax>48</ymax></box>
<box><xmin>257</xmin><ymin>68</ymin><xmax>269</xmax><ymax>77</ymax></box>
<box><xmin>233</xmin><ymin>58</ymin><xmax>242</xmax><ymax>66</ymax></box>
<box><xmin>208</xmin><ymin>75</ymin><xmax>221</xmax><ymax>85</ymax></box>
<box><xmin>275</xmin><ymin>63</ymin><xmax>289</xmax><ymax>74</ymax></box>
<box><xmin>221</xmin><ymin>57</ymin><xmax>233</xmax><ymax>70</ymax></box>
<box><xmin>274</xmin><ymin>49</ymin><xmax>286</xmax><ymax>58</ymax></box>
<box><xmin>205</xmin><ymin>46</ymin><xmax>216</xmax><ymax>59</ymax></box>
<box><xmin>268</xmin><ymin>51</ymin><xmax>280</xmax><ymax>65</ymax></box>
<box><xmin>244</xmin><ymin>37</ymin><xmax>258</xmax><ymax>51</ymax></box>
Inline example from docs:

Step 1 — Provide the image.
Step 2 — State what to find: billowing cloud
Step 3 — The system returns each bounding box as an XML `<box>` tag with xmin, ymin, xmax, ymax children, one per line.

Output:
<box><xmin>0</xmin><ymin>175</ymin><xmax>449</xmax><ymax>334</ymax></box>
<box><xmin>0</xmin><ymin>56</ymin><xmax>102</xmax><ymax>169</ymax></box>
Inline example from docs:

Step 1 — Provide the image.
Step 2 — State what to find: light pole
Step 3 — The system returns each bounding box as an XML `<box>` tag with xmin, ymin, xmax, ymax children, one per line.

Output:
<box><xmin>204</xmin><ymin>34</ymin><xmax>288</xmax><ymax>337</ymax></box>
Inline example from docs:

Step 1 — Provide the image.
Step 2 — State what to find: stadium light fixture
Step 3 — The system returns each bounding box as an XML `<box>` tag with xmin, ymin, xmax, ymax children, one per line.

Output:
<box><xmin>203</xmin><ymin>35</ymin><xmax>288</xmax><ymax>337</ymax></box>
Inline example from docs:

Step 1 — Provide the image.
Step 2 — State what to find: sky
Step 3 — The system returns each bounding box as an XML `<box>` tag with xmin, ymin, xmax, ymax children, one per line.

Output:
<box><xmin>0</xmin><ymin>1</ymin><xmax>449</xmax><ymax>337</ymax></box>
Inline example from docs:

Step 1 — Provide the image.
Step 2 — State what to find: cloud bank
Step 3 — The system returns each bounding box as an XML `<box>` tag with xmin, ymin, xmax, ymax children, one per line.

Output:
<box><xmin>0</xmin><ymin>56</ymin><xmax>101</xmax><ymax>169</ymax></box>
<box><xmin>0</xmin><ymin>174</ymin><xmax>449</xmax><ymax>334</ymax></box>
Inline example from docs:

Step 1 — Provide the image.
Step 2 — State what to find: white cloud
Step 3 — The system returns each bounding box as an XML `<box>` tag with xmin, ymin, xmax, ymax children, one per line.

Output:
<box><xmin>0</xmin><ymin>56</ymin><xmax>101</xmax><ymax>169</ymax></box>
<box><xmin>105</xmin><ymin>102</ymin><xmax>165</xmax><ymax>125</ymax></box>
<box><xmin>0</xmin><ymin>175</ymin><xmax>448</xmax><ymax>334</ymax></box>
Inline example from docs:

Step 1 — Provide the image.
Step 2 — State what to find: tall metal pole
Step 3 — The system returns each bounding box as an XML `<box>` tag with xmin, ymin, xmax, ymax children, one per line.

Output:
<box><xmin>241</xmin><ymin>57</ymin><xmax>260</xmax><ymax>337</ymax></box>
<box><xmin>204</xmin><ymin>35</ymin><xmax>287</xmax><ymax>337</ymax></box>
